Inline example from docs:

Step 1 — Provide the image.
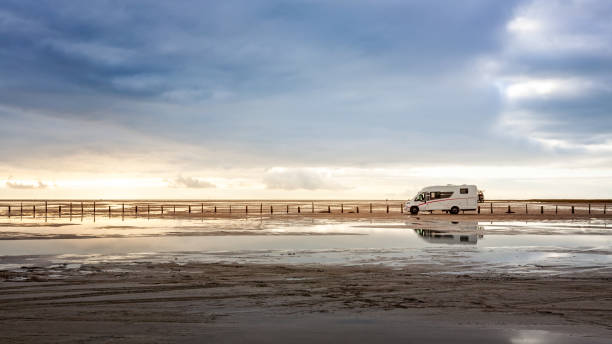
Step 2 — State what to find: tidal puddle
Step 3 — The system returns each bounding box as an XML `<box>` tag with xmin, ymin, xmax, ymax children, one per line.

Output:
<box><xmin>0</xmin><ymin>217</ymin><xmax>610</xmax><ymax>275</ymax></box>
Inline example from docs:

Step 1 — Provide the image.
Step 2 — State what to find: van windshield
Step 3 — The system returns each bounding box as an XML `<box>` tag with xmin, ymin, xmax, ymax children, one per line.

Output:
<box><xmin>414</xmin><ymin>193</ymin><xmax>424</xmax><ymax>202</ymax></box>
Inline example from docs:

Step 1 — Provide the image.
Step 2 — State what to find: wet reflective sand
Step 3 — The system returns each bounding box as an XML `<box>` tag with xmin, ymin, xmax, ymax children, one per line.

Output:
<box><xmin>0</xmin><ymin>217</ymin><xmax>610</xmax><ymax>276</ymax></box>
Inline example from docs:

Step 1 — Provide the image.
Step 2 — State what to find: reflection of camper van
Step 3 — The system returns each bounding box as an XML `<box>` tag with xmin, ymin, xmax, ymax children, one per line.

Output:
<box><xmin>405</xmin><ymin>184</ymin><xmax>478</xmax><ymax>215</ymax></box>
<box><xmin>414</xmin><ymin>229</ymin><xmax>479</xmax><ymax>245</ymax></box>
<box><xmin>412</xmin><ymin>221</ymin><xmax>483</xmax><ymax>245</ymax></box>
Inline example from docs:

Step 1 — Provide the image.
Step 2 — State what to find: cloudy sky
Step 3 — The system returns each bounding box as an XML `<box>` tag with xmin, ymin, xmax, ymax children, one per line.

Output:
<box><xmin>1</xmin><ymin>0</ymin><xmax>611</xmax><ymax>199</ymax></box>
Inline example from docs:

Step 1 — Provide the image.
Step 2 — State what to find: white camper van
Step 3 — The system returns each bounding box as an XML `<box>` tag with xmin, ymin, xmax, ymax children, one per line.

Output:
<box><xmin>405</xmin><ymin>184</ymin><xmax>478</xmax><ymax>215</ymax></box>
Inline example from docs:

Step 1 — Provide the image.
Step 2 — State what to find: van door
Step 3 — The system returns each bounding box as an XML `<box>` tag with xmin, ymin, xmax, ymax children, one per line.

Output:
<box><xmin>421</xmin><ymin>192</ymin><xmax>430</xmax><ymax>210</ymax></box>
<box><xmin>458</xmin><ymin>187</ymin><xmax>470</xmax><ymax>209</ymax></box>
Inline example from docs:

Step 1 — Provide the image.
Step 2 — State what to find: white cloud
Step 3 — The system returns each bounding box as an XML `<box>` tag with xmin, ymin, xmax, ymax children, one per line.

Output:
<box><xmin>503</xmin><ymin>0</ymin><xmax>612</xmax><ymax>55</ymax></box>
<box><xmin>5</xmin><ymin>180</ymin><xmax>48</xmax><ymax>189</ymax></box>
<box><xmin>503</xmin><ymin>78</ymin><xmax>594</xmax><ymax>100</ymax></box>
<box><xmin>531</xmin><ymin>137</ymin><xmax>612</xmax><ymax>152</ymax></box>
<box><xmin>170</xmin><ymin>176</ymin><xmax>216</xmax><ymax>189</ymax></box>
<box><xmin>506</xmin><ymin>16</ymin><xmax>541</xmax><ymax>33</ymax></box>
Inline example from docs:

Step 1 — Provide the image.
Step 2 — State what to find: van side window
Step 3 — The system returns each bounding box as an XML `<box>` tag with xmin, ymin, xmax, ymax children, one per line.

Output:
<box><xmin>460</xmin><ymin>188</ymin><xmax>468</xmax><ymax>194</ymax></box>
<box><xmin>429</xmin><ymin>191</ymin><xmax>454</xmax><ymax>199</ymax></box>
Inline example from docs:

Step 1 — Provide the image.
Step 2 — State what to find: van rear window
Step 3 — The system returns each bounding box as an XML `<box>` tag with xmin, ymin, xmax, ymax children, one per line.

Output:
<box><xmin>460</xmin><ymin>188</ymin><xmax>468</xmax><ymax>194</ymax></box>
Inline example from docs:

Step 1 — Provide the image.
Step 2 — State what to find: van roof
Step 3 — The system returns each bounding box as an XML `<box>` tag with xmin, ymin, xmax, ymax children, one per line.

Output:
<box><xmin>421</xmin><ymin>184</ymin><xmax>477</xmax><ymax>190</ymax></box>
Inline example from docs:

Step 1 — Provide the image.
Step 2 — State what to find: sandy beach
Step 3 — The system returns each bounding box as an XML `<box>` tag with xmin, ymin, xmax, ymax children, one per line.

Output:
<box><xmin>0</xmin><ymin>213</ymin><xmax>611</xmax><ymax>343</ymax></box>
<box><xmin>1</xmin><ymin>262</ymin><xmax>611</xmax><ymax>343</ymax></box>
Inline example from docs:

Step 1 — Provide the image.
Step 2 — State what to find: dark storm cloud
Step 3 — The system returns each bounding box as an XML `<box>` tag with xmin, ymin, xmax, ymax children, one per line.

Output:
<box><xmin>0</xmin><ymin>1</ymin><xmax>514</xmax><ymax>98</ymax></box>
<box><xmin>1</xmin><ymin>0</ymin><xmax>610</xmax><ymax>171</ymax></box>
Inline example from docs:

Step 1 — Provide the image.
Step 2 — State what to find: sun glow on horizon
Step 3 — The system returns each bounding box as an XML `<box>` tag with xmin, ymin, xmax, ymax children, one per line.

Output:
<box><xmin>2</xmin><ymin>163</ymin><xmax>612</xmax><ymax>200</ymax></box>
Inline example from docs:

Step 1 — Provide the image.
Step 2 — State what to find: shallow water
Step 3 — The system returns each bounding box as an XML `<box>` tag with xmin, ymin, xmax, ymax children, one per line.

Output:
<box><xmin>0</xmin><ymin>217</ymin><xmax>610</xmax><ymax>275</ymax></box>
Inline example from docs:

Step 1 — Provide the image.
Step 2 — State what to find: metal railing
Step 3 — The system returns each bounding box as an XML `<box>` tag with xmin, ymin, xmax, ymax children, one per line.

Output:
<box><xmin>0</xmin><ymin>200</ymin><xmax>608</xmax><ymax>218</ymax></box>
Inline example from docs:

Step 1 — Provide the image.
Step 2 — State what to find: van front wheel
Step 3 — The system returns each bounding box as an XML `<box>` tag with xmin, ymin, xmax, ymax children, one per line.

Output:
<box><xmin>450</xmin><ymin>206</ymin><xmax>460</xmax><ymax>215</ymax></box>
<box><xmin>410</xmin><ymin>206</ymin><xmax>419</xmax><ymax>215</ymax></box>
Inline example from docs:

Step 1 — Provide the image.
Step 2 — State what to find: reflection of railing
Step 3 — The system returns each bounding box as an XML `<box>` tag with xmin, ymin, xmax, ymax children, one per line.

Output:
<box><xmin>414</xmin><ymin>228</ymin><xmax>481</xmax><ymax>245</ymax></box>
<box><xmin>0</xmin><ymin>200</ymin><xmax>609</xmax><ymax>218</ymax></box>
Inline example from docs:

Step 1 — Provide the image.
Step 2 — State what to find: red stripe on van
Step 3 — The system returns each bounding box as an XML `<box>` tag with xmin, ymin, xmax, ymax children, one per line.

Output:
<box><xmin>417</xmin><ymin>197</ymin><xmax>473</xmax><ymax>207</ymax></box>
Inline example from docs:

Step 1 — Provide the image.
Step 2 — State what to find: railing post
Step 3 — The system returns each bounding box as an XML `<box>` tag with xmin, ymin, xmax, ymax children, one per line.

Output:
<box><xmin>341</xmin><ymin>204</ymin><xmax>343</xmax><ymax>213</ymax></box>
<box><xmin>229</xmin><ymin>205</ymin><xmax>232</xmax><ymax>214</ymax></box>
<box><xmin>214</xmin><ymin>206</ymin><xmax>217</xmax><ymax>213</ymax></box>
<box><xmin>45</xmin><ymin>201</ymin><xmax>48</xmax><ymax>215</ymax></box>
<box><xmin>400</xmin><ymin>204</ymin><xmax>403</xmax><ymax>214</ymax></box>
<box><xmin>604</xmin><ymin>204</ymin><xmax>607</xmax><ymax>215</ymax></box>
<box><xmin>246</xmin><ymin>205</ymin><xmax>248</xmax><ymax>214</ymax></box>
<box><xmin>588</xmin><ymin>203</ymin><xmax>591</xmax><ymax>214</ymax></box>
<box><xmin>70</xmin><ymin>202</ymin><xmax>72</xmax><ymax>216</ymax></box>
<box><xmin>80</xmin><ymin>202</ymin><xmax>83</xmax><ymax>216</ymax></box>
<box><xmin>58</xmin><ymin>205</ymin><xmax>61</xmax><ymax>217</ymax></box>
<box><xmin>540</xmin><ymin>205</ymin><xmax>543</xmax><ymax>214</ymax></box>
<box><xmin>297</xmin><ymin>206</ymin><xmax>301</xmax><ymax>213</ymax></box>
<box><xmin>356</xmin><ymin>206</ymin><xmax>359</xmax><ymax>214</ymax></box>
<box><xmin>286</xmin><ymin>205</ymin><xmax>289</xmax><ymax>214</ymax></box>
<box><xmin>8</xmin><ymin>205</ymin><xmax>10</xmax><ymax>218</ymax></box>
<box><xmin>270</xmin><ymin>205</ymin><xmax>273</xmax><ymax>214</ymax></box>
<box><xmin>189</xmin><ymin>205</ymin><xmax>191</xmax><ymax>214</ymax></box>
<box><xmin>328</xmin><ymin>205</ymin><xmax>331</xmax><ymax>213</ymax></box>
<box><xmin>109</xmin><ymin>206</ymin><xmax>111</xmax><ymax>216</ymax></box>
<box><xmin>477</xmin><ymin>205</ymin><xmax>480</xmax><ymax>214</ymax></box>
<box><xmin>93</xmin><ymin>201</ymin><xmax>96</xmax><ymax>216</ymax></box>
<box><xmin>555</xmin><ymin>205</ymin><xmax>558</xmax><ymax>214</ymax></box>
<box><xmin>122</xmin><ymin>203</ymin><xmax>125</xmax><ymax>216</ymax></box>
<box><xmin>260</xmin><ymin>203</ymin><xmax>262</xmax><ymax>214</ymax></box>
<box><xmin>525</xmin><ymin>204</ymin><xmax>528</xmax><ymax>214</ymax></box>
<box><xmin>571</xmin><ymin>206</ymin><xmax>575</xmax><ymax>214</ymax></box>
<box><xmin>490</xmin><ymin>202</ymin><xmax>493</xmax><ymax>214</ymax></box>
<box><xmin>135</xmin><ymin>205</ymin><xmax>138</xmax><ymax>215</ymax></box>
<box><xmin>386</xmin><ymin>205</ymin><xmax>389</xmax><ymax>214</ymax></box>
<box><xmin>370</xmin><ymin>203</ymin><xmax>372</xmax><ymax>213</ymax></box>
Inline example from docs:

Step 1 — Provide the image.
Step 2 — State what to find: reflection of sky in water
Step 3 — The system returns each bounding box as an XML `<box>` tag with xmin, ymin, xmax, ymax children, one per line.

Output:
<box><xmin>0</xmin><ymin>217</ymin><xmax>610</xmax><ymax>275</ymax></box>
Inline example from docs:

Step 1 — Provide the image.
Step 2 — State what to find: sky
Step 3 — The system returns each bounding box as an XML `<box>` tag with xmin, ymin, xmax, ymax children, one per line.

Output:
<box><xmin>1</xmin><ymin>0</ymin><xmax>611</xmax><ymax>199</ymax></box>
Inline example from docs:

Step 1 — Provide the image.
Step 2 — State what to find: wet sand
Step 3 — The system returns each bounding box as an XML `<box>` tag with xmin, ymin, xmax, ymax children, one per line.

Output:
<box><xmin>1</xmin><ymin>262</ymin><xmax>611</xmax><ymax>343</ymax></box>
